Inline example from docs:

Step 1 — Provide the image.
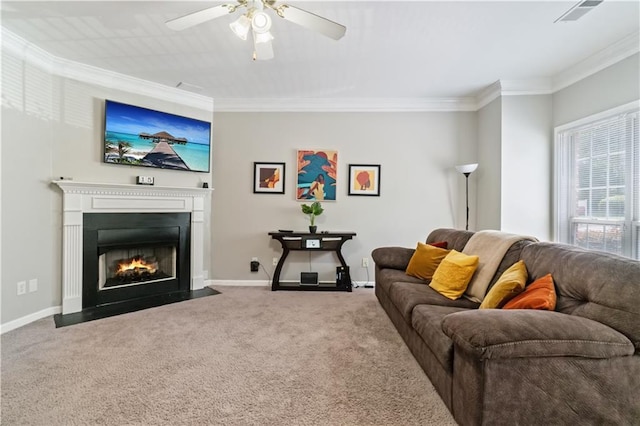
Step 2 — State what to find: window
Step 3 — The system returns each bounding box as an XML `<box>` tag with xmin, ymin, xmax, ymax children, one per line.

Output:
<box><xmin>555</xmin><ymin>102</ymin><xmax>639</xmax><ymax>260</ymax></box>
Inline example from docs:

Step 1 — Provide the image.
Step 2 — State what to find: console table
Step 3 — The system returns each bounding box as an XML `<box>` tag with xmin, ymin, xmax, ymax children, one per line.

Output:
<box><xmin>268</xmin><ymin>232</ymin><xmax>356</xmax><ymax>292</ymax></box>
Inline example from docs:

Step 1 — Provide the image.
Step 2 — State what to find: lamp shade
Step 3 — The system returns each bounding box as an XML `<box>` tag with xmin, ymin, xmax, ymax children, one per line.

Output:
<box><xmin>455</xmin><ymin>163</ymin><xmax>478</xmax><ymax>174</ymax></box>
<box><xmin>229</xmin><ymin>14</ymin><xmax>251</xmax><ymax>40</ymax></box>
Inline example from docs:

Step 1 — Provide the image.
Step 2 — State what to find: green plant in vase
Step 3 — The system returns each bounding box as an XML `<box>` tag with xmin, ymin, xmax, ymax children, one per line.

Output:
<box><xmin>301</xmin><ymin>201</ymin><xmax>323</xmax><ymax>233</ymax></box>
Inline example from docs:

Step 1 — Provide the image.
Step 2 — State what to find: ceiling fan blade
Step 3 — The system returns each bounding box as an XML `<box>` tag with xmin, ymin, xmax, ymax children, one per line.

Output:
<box><xmin>276</xmin><ymin>4</ymin><xmax>346</xmax><ymax>40</ymax></box>
<box><xmin>166</xmin><ymin>4</ymin><xmax>234</xmax><ymax>31</ymax></box>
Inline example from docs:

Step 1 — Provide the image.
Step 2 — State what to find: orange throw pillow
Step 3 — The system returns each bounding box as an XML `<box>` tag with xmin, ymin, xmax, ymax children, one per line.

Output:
<box><xmin>503</xmin><ymin>273</ymin><xmax>556</xmax><ymax>310</ymax></box>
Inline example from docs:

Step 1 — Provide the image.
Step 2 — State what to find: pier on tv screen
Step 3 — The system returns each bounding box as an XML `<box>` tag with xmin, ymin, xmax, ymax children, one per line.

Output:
<box><xmin>103</xmin><ymin>100</ymin><xmax>211</xmax><ymax>173</ymax></box>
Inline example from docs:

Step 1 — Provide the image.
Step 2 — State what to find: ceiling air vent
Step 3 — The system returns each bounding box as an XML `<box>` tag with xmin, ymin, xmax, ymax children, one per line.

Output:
<box><xmin>555</xmin><ymin>0</ymin><xmax>603</xmax><ymax>23</ymax></box>
<box><xmin>176</xmin><ymin>81</ymin><xmax>203</xmax><ymax>93</ymax></box>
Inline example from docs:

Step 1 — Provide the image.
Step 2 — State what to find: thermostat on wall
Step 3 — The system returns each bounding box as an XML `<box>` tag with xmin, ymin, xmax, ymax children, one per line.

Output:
<box><xmin>136</xmin><ymin>176</ymin><xmax>154</xmax><ymax>185</ymax></box>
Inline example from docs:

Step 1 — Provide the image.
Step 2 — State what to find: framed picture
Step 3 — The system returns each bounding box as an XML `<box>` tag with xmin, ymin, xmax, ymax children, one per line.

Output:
<box><xmin>104</xmin><ymin>100</ymin><xmax>211</xmax><ymax>172</ymax></box>
<box><xmin>348</xmin><ymin>164</ymin><xmax>381</xmax><ymax>196</ymax></box>
<box><xmin>253</xmin><ymin>162</ymin><xmax>285</xmax><ymax>194</ymax></box>
<box><xmin>297</xmin><ymin>149</ymin><xmax>338</xmax><ymax>201</ymax></box>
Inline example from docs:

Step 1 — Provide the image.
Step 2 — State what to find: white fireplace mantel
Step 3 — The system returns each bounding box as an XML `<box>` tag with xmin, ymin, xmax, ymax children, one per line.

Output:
<box><xmin>53</xmin><ymin>181</ymin><xmax>212</xmax><ymax>314</ymax></box>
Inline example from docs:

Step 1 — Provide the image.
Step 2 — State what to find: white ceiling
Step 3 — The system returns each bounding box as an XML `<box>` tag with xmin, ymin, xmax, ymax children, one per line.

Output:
<box><xmin>2</xmin><ymin>0</ymin><xmax>639</xmax><ymax>109</ymax></box>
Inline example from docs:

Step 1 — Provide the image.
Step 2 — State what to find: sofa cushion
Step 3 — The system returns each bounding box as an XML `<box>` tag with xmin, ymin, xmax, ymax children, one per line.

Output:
<box><xmin>480</xmin><ymin>260</ymin><xmax>527</xmax><ymax>309</ymax></box>
<box><xmin>430</xmin><ymin>250</ymin><xmax>479</xmax><ymax>300</ymax></box>
<box><xmin>521</xmin><ymin>242</ymin><xmax>640</xmax><ymax>351</ymax></box>
<box><xmin>389</xmin><ymin>281</ymin><xmax>479</xmax><ymax>324</ymax></box>
<box><xmin>371</xmin><ymin>246</ymin><xmax>415</xmax><ymax>271</ymax></box>
<box><xmin>411</xmin><ymin>305</ymin><xmax>469</xmax><ymax>372</ymax></box>
<box><xmin>426</xmin><ymin>228</ymin><xmax>474</xmax><ymax>252</ymax></box>
<box><xmin>405</xmin><ymin>242</ymin><xmax>450</xmax><ymax>280</ymax></box>
<box><xmin>442</xmin><ymin>310</ymin><xmax>634</xmax><ymax>359</ymax></box>
<box><xmin>375</xmin><ymin>268</ymin><xmax>427</xmax><ymax>296</ymax></box>
<box><xmin>503</xmin><ymin>273</ymin><xmax>556</xmax><ymax>310</ymax></box>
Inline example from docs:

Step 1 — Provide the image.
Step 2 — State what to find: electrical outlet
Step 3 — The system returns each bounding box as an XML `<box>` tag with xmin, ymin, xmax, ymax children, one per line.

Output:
<box><xmin>28</xmin><ymin>278</ymin><xmax>38</xmax><ymax>293</ymax></box>
<box><xmin>273</xmin><ymin>257</ymin><xmax>279</xmax><ymax>266</ymax></box>
<box><xmin>17</xmin><ymin>281</ymin><xmax>26</xmax><ymax>296</ymax></box>
<box><xmin>362</xmin><ymin>257</ymin><xmax>369</xmax><ymax>268</ymax></box>
<box><xmin>250</xmin><ymin>260</ymin><xmax>259</xmax><ymax>272</ymax></box>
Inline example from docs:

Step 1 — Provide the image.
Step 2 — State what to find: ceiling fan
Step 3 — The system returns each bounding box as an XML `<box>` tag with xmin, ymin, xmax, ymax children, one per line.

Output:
<box><xmin>166</xmin><ymin>0</ymin><xmax>346</xmax><ymax>61</ymax></box>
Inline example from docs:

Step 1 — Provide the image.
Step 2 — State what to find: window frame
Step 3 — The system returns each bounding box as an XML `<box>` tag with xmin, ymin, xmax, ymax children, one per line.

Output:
<box><xmin>554</xmin><ymin>100</ymin><xmax>639</xmax><ymax>259</ymax></box>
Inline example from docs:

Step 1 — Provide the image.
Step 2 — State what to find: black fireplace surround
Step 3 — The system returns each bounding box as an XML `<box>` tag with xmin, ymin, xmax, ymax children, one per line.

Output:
<box><xmin>83</xmin><ymin>212</ymin><xmax>191</xmax><ymax>309</ymax></box>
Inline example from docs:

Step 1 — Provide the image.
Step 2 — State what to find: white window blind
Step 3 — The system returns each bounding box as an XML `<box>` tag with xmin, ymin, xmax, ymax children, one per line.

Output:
<box><xmin>555</xmin><ymin>103</ymin><xmax>639</xmax><ymax>259</ymax></box>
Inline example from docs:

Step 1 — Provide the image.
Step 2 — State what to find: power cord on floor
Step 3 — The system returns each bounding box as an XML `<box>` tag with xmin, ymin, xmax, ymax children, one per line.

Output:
<box><xmin>353</xmin><ymin>266</ymin><xmax>373</xmax><ymax>288</ymax></box>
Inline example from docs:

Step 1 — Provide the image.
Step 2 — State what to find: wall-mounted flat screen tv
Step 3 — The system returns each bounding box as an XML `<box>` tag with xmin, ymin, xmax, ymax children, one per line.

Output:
<box><xmin>104</xmin><ymin>100</ymin><xmax>211</xmax><ymax>173</ymax></box>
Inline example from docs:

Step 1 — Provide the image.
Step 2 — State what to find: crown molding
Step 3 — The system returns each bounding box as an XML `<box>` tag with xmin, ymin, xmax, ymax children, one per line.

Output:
<box><xmin>1</xmin><ymin>28</ymin><xmax>214</xmax><ymax>112</ymax></box>
<box><xmin>475</xmin><ymin>81</ymin><xmax>503</xmax><ymax>109</ymax></box>
<box><xmin>552</xmin><ymin>30</ymin><xmax>639</xmax><ymax>92</ymax></box>
<box><xmin>3</xmin><ymin>26</ymin><xmax>637</xmax><ymax>113</ymax></box>
<box><xmin>499</xmin><ymin>79</ymin><xmax>554</xmax><ymax>95</ymax></box>
<box><xmin>214</xmin><ymin>97</ymin><xmax>478</xmax><ymax>112</ymax></box>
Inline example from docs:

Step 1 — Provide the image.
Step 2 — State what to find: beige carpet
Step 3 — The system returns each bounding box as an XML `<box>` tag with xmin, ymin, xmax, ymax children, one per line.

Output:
<box><xmin>1</xmin><ymin>286</ymin><xmax>456</xmax><ymax>425</ymax></box>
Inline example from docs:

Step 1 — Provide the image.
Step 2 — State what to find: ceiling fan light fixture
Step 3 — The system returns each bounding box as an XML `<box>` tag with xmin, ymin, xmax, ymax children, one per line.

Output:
<box><xmin>167</xmin><ymin>0</ymin><xmax>346</xmax><ymax>61</ymax></box>
<box><xmin>254</xmin><ymin>30</ymin><xmax>274</xmax><ymax>44</ymax></box>
<box><xmin>253</xmin><ymin>31</ymin><xmax>274</xmax><ymax>60</ymax></box>
<box><xmin>251</xmin><ymin>11</ymin><xmax>272</xmax><ymax>34</ymax></box>
<box><xmin>229</xmin><ymin>14</ymin><xmax>251</xmax><ymax>40</ymax></box>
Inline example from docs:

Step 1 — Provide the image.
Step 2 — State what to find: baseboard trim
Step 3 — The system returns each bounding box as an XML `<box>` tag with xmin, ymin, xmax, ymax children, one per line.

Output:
<box><xmin>207</xmin><ymin>279</ymin><xmax>270</xmax><ymax>287</ymax></box>
<box><xmin>206</xmin><ymin>280</ymin><xmax>375</xmax><ymax>288</ymax></box>
<box><xmin>1</xmin><ymin>306</ymin><xmax>62</xmax><ymax>334</ymax></box>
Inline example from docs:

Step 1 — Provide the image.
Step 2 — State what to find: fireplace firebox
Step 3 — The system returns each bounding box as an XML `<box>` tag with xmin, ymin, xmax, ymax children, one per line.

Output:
<box><xmin>83</xmin><ymin>213</ymin><xmax>191</xmax><ymax>309</ymax></box>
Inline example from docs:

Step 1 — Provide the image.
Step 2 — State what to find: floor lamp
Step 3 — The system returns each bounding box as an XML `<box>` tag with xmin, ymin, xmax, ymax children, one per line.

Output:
<box><xmin>455</xmin><ymin>163</ymin><xmax>478</xmax><ymax>231</ymax></box>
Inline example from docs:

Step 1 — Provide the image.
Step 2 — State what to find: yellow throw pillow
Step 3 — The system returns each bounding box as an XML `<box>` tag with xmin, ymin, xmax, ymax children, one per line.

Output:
<box><xmin>429</xmin><ymin>250</ymin><xmax>479</xmax><ymax>300</ymax></box>
<box><xmin>405</xmin><ymin>242</ymin><xmax>451</xmax><ymax>280</ymax></box>
<box><xmin>479</xmin><ymin>260</ymin><xmax>528</xmax><ymax>309</ymax></box>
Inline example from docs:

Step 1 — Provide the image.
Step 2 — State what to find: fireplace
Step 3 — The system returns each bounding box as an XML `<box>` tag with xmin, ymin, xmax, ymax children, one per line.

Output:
<box><xmin>53</xmin><ymin>181</ymin><xmax>209</xmax><ymax>315</ymax></box>
<box><xmin>83</xmin><ymin>213</ymin><xmax>190</xmax><ymax>309</ymax></box>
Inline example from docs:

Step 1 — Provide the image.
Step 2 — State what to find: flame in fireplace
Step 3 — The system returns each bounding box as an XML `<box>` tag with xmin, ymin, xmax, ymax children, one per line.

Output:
<box><xmin>117</xmin><ymin>256</ymin><xmax>157</xmax><ymax>275</ymax></box>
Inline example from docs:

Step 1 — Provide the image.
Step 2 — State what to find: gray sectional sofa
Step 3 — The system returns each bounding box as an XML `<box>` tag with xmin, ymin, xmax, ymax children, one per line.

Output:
<box><xmin>371</xmin><ymin>228</ymin><xmax>640</xmax><ymax>425</ymax></box>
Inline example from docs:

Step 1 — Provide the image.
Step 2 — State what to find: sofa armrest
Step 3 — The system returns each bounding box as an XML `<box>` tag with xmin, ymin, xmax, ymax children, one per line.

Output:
<box><xmin>441</xmin><ymin>310</ymin><xmax>634</xmax><ymax>360</ymax></box>
<box><xmin>371</xmin><ymin>246</ymin><xmax>415</xmax><ymax>271</ymax></box>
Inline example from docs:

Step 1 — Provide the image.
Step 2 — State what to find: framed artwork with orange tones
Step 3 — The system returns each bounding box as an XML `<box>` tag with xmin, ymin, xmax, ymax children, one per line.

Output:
<box><xmin>297</xmin><ymin>150</ymin><xmax>337</xmax><ymax>201</ymax></box>
<box><xmin>253</xmin><ymin>162</ymin><xmax>285</xmax><ymax>194</ymax></box>
<box><xmin>348</xmin><ymin>164</ymin><xmax>380</xmax><ymax>196</ymax></box>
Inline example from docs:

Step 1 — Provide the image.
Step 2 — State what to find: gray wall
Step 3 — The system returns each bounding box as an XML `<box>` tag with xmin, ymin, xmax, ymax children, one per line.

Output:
<box><xmin>476</xmin><ymin>97</ymin><xmax>502</xmax><ymax>231</ymax></box>
<box><xmin>474</xmin><ymin>54</ymin><xmax>640</xmax><ymax>238</ymax></box>
<box><xmin>553</xmin><ymin>53</ymin><xmax>640</xmax><ymax>127</ymax></box>
<box><xmin>1</xmin><ymin>46</ymin><xmax>213</xmax><ymax>325</ymax></box>
<box><xmin>211</xmin><ymin>112</ymin><xmax>477</xmax><ymax>283</ymax></box>
<box><xmin>501</xmin><ymin>95</ymin><xmax>553</xmax><ymax>240</ymax></box>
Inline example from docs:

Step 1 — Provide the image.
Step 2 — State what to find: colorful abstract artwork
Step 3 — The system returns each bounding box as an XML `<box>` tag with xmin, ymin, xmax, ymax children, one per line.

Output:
<box><xmin>348</xmin><ymin>164</ymin><xmax>380</xmax><ymax>196</ymax></box>
<box><xmin>297</xmin><ymin>150</ymin><xmax>338</xmax><ymax>201</ymax></box>
<box><xmin>253</xmin><ymin>162</ymin><xmax>285</xmax><ymax>194</ymax></box>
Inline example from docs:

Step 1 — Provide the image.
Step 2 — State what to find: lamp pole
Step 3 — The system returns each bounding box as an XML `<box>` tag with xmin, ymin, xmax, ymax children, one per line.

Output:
<box><xmin>455</xmin><ymin>163</ymin><xmax>478</xmax><ymax>231</ymax></box>
<box><xmin>463</xmin><ymin>172</ymin><xmax>471</xmax><ymax>231</ymax></box>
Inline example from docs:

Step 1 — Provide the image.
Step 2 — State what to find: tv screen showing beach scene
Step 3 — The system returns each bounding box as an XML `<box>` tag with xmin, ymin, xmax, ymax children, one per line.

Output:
<box><xmin>103</xmin><ymin>100</ymin><xmax>211</xmax><ymax>173</ymax></box>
